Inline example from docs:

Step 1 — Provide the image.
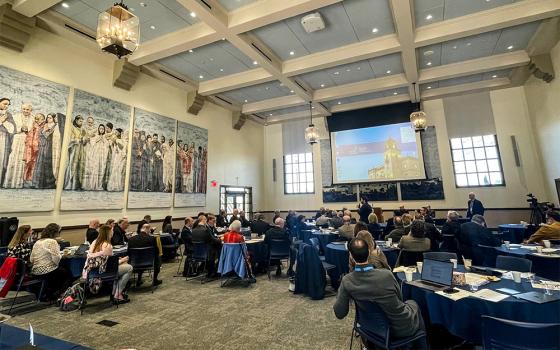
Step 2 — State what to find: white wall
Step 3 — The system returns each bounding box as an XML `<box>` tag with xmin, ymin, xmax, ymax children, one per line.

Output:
<box><xmin>524</xmin><ymin>41</ymin><xmax>560</xmax><ymax>206</ymax></box>
<box><xmin>263</xmin><ymin>88</ymin><xmax>547</xmax><ymax>217</ymax></box>
<box><xmin>0</xmin><ymin>28</ymin><xmax>264</xmax><ymax>227</ymax></box>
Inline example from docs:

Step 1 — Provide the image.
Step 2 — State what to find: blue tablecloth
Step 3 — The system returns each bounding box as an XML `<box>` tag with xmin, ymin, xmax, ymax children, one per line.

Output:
<box><xmin>312</xmin><ymin>231</ymin><xmax>339</xmax><ymax>253</ymax></box>
<box><xmin>397</xmin><ymin>266</ymin><xmax>560</xmax><ymax>344</ymax></box>
<box><xmin>246</xmin><ymin>240</ymin><xmax>268</xmax><ymax>265</ymax></box>
<box><xmin>0</xmin><ymin>324</ymin><xmax>92</xmax><ymax>349</ymax></box>
<box><xmin>495</xmin><ymin>244</ymin><xmax>535</xmax><ymax>258</ymax></box>
<box><xmin>324</xmin><ymin>243</ymin><xmax>399</xmax><ymax>287</ymax></box>
<box><xmin>60</xmin><ymin>247</ymin><xmax>129</xmax><ymax>278</ymax></box>
<box><xmin>498</xmin><ymin>224</ymin><xmax>527</xmax><ymax>244</ymax></box>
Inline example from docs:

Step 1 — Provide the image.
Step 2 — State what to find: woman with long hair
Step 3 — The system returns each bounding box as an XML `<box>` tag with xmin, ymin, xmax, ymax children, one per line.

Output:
<box><xmin>8</xmin><ymin>225</ymin><xmax>33</xmax><ymax>262</ymax></box>
<box><xmin>350</xmin><ymin>230</ymin><xmax>391</xmax><ymax>270</ymax></box>
<box><xmin>162</xmin><ymin>215</ymin><xmax>173</xmax><ymax>234</ymax></box>
<box><xmin>88</xmin><ymin>224</ymin><xmax>132</xmax><ymax>304</ymax></box>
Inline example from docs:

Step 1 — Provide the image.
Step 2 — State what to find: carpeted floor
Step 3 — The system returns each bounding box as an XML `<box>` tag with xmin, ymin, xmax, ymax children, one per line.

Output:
<box><xmin>5</xmin><ymin>260</ymin><xmax>355</xmax><ymax>350</ymax></box>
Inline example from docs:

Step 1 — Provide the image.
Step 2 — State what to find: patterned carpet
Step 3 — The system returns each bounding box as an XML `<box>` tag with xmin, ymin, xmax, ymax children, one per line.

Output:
<box><xmin>5</xmin><ymin>259</ymin><xmax>354</xmax><ymax>350</ymax></box>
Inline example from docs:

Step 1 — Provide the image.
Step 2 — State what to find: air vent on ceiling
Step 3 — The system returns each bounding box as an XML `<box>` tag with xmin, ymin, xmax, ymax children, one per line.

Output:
<box><xmin>199</xmin><ymin>0</ymin><xmax>212</xmax><ymax>10</ymax></box>
<box><xmin>159</xmin><ymin>69</ymin><xmax>187</xmax><ymax>83</ymax></box>
<box><xmin>250</xmin><ymin>43</ymin><xmax>272</xmax><ymax>63</ymax></box>
<box><xmin>64</xmin><ymin>24</ymin><xmax>96</xmax><ymax>41</ymax></box>
<box><xmin>215</xmin><ymin>96</ymin><xmax>233</xmax><ymax>105</ymax></box>
<box><xmin>294</xmin><ymin>80</ymin><xmax>308</xmax><ymax>92</ymax></box>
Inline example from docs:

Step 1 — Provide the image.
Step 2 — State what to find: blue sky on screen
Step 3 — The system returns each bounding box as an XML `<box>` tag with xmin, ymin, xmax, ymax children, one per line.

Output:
<box><xmin>335</xmin><ymin>122</ymin><xmax>413</xmax><ymax>145</ymax></box>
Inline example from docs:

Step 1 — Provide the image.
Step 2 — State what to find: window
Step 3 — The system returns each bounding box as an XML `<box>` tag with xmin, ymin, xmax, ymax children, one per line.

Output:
<box><xmin>284</xmin><ymin>152</ymin><xmax>314</xmax><ymax>194</ymax></box>
<box><xmin>220</xmin><ymin>186</ymin><xmax>252</xmax><ymax>220</ymax></box>
<box><xmin>450</xmin><ymin>135</ymin><xmax>504</xmax><ymax>187</ymax></box>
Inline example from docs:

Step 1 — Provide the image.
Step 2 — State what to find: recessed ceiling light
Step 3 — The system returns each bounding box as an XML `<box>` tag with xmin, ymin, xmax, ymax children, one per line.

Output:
<box><xmin>426</xmin><ymin>14</ymin><xmax>433</xmax><ymax>20</ymax></box>
<box><xmin>265</xmin><ymin>87</ymin><xmax>270</xmax><ymax>90</ymax></box>
<box><xmin>334</xmin><ymin>71</ymin><xmax>340</xmax><ymax>75</ymax></box>
<box><xmin>386</xmin><ymin>70</ymin><xmax>391</xmax><ymax>74</ymax></box>
<box><xmin>209</xmin><ymin>57</ymin><xmax>214</xmax><ymax>61</ymax></box>
<box><xmin>320</xmin><ymin>84</ymin><xmax>325</xmax><ymax>88</ymax></box>
<box><xmin>244</xmin><ymin>99</ymin><xmax>248</xmax><ymax>103</ymax></box>
<box><xmin>190</xmin><ymin>11</ymin><xmax>196</xmax><ymax>18</ymax></box>
<box><xmin>221</xmin><ymin>37</ymin><xmax>225</xmax><ymax>41</ymax></box>
<box><xmin>372</xmin><ymin>27</ymin><xmax>378</xmax><ymax>33</ymax></box>
<box><xmin>426</xmin><ymin>61</ymin><xmax>432</xmax><ymax>66</ymax></box>
<box><xmin>289</xmin><ymin>51</ymin><xmax>295</xmax><ymax>56</ymax></box>
<box><xmin>492</xmin><ymin>74</ymin><xmax>497</xmax><ymax>78</ymax></box>
<box><xmin>346</xmin><ymin>68</ymin><xmax>351</xmax><ymax>72</ymax></box>
<box><xmin>507</xmin><ymin>45</ymin><xmax>514</xmax><ymax>50</ymax></box>
<box><xmin>199</xmin><ymin>75</ymin><xmax>204</xmax><ymax>79</ymax></box>
<box><xmin>466</xmin><ymin>42</ymin><xmax>472</xmax><ymax>46</ymax></box>
<box><xmin>140</xmin><ymin>2</ymin><xmax>147</xmax><ymax>7</ymax></box>
<box><xmin>452</xmin><ymin>45</ymin><xmax>457</xmax><ymax>49</ymax></box>
<box><xmin>311</xmin><ymin>106</ymin><xmax>315</xmax><ymax>109</ymax></box>
<box><xmin>290</xmin><ymin>90</ymin><xmax>294</xmax><ymax>93</ymax></box>
<box><xmin>61</xmin><ymin>2</ymin><xmax>69</xmax><ymax>8</ymax></box>
<box><xmin>219</xmin><ymin>68</ymin><xmax>224</xmax><ymax>72</ymax></box>
<box><xmin>150</xmin><ymin>25</ymin><xmax>156</xmax><ymax>30</ymax></box>
<box><xmin>269</xmin><ymin>113</ymin><xmax>273</xmax><ymax>116</ymax></box>
<box><xmin>393</xmin><ymin>92</ymin><xmax>398</xmax><ymax>95</ymax></box>
<box><xmin>188</xmin><ymin>49</ymin><xmax>193</xmax><ymax>53</ymax></box>
<box><xmin>253</xmin><ymin>61</ymin><xmax>258</xmax><ymax>65</ymax></box>
<box><xmin>424</xmin><ymin>50</ymin><xmax>434</xmax><ymax>56</ymax></box>
<box><xmin>427</xmin><ymin>86</ymin><xmax>432</xmax><ymax>89</ymax></box>
<box><xmin>337</xmin><ymin>101</ymin><xmax>341</xmax><ymax>105</ymax></box>
<box><xmin>357</xmin><ymin>67</ymin><xmax>361</xmax><ymax>70</ymax></box>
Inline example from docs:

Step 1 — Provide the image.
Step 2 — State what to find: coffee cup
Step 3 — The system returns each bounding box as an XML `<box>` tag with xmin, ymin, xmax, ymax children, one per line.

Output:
<box><xmin>543</xmin><ymin>240</ymin><xmax>551</xmax><ymax>248</ymax></box>
<box><xmin>512</xmin><ymin>271</ymin><xmax>522</xmax><ymax>283</ymax></box>
<box><xmin>537</xmin><ymin>246</ymin><xmax>543</xmax><ymax>253</ymax></box>
<box><xmin>387</xmin><ymin>238</ymin><xmax>393</xmax><ymax>246</ymax></box>
<box><xmin>405</xmin><ymin>269</ymin><xmax>414</xmax><ymax>282</ymax></box>
<box><xmin>416</xmin><ymin>262</ymin><xmax>423</xmax><ymax>274</ymax></box>
<box><xmin>504</xmin><ymin>241</ymin><xmax>510</xmax><ymax>249</ymax></box>
<box><xmin>463</xmin><ymin>259</ymin><xmax>472</xmax><ymax>269</ymax></box>
<box><xmin>450</xmin><ymin>259</ymin><xmax>457</xmax><ymax>269</ymax></box>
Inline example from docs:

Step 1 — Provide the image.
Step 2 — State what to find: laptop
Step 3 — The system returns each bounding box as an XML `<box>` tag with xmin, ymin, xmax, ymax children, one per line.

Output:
<box><xmin>406</xmin><ymin>259</ymin><xmax>454</xmax><ymax>292</ymax></box>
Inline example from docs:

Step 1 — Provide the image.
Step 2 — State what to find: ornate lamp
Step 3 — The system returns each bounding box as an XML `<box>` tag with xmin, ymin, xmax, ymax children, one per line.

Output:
<box><xmin>96</xmin><ymin>2</ymin><xmax>139</xmax><ymax>59</ymax></box>
<box><xmin>410</xmin><ymin>110</ymin><xmax>427</xmax><ymax>132</ymax></box>
<box><xmin>304</xmin><ymin>102</ymin><xmax>319</xmax><ymax>144</ymax></box>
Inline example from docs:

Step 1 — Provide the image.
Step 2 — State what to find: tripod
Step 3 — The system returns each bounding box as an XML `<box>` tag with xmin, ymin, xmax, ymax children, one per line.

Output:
<box><xmin>529</xmin><ymin>203</ymin><xmax>545</xmax><ymax>226</ymax></box>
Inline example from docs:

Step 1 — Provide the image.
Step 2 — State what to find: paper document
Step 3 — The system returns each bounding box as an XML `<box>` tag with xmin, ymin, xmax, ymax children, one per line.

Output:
<box><xmin>472</xmin><ymin>289</ymin><xmax>509</xmax><ymax>302</ymax></box>
<box><xmin>501</xmin><ymin>272</ymin><xmax>533</xmax><ymax>280</ymax></box>
<box><xmin>435</xmin><ymin>289</ymin><xmax>473</xmax><ymax>301</ymax></box>
<box><xmin>531</xmin><ymin>281</ymin><xmax>560</xmax><ymax>291</ymax></box>
<box><xmin>465</xmin><ymin>273</ymin><xmax>490</xmax><ymax>286</ymax></box>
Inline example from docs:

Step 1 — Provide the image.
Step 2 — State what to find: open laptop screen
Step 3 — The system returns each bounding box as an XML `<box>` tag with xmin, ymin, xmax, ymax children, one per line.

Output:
<box><xmin>421</xmin><ymin>259</ymin><xmax>453</xmax><ymax>286</ymax></box>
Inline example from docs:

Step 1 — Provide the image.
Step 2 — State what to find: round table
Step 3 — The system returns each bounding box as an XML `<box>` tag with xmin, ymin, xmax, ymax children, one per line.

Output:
<box><xmin>245</xmin><ymin>239</ymin><xmax>268</xmax><ymax>271</ymax></box>
<box><xmin>495</xmin><ymin>244</ymin><xmax>560</xmax><ymax>280</ymax></box>
<box><xmin>498</xmin><ymin>224</ymin><xmax>527</xmax><ymax>244</ymax></box>
<box><xmin>60</xmin><ymin>246</ymin><xmax>129</xmax><ymax>278</ymax></box>
<box><xmin>396</xmin><ymin>266</ymin><xmax>560</xmax><ymax>344</ymax></box>
<box><xmin>311</xmin><ymin>231</ymin><xmax>339</xmax><ymax>253</ymax></box>
<box><xmin>324</xmin><ymin>243</ymin><xmax>399</xmax><ymax>287</ymax></box>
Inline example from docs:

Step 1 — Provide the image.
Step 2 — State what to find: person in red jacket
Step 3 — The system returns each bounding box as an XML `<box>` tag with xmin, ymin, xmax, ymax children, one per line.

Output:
<box><xmin>222</xmin><ymin>220</ymin><xmax>245</xmax><ymax>243</ymax></box>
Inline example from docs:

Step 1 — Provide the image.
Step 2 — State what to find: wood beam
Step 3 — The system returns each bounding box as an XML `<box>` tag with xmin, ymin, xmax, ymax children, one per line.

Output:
<box><xmin>420</xmin><ymin>78</ymin><xmax>511</xmax><ymax>100</ymax></box>
<box><xmin>283</xmin><ymin>35</ymin><xmax>401</xmax><ymax>77</ymax></box>
<box><xmin>128</xmin><ymin>22</ymin><xmax>221</xmax><ymax>66</ymax></box>
<box><xmin>418</xmin><ymin>50</ymin><xmax>530</xmax><ymax>83</ymax></box>
<box><xmin>329</xmin><ymin>95</ymin><xmax>410</xmax><ymax>113</ymax></box>
<box><xmin>314</xmin><ymin>74</ymin><xmax>409</xmax><ymax>102</ymax></box>
<box><xmin>389</xmin><ymin>0</ymin><xmax>418</xmax><ymax>83</ymax></box>
<box><xmin>266</xmin><ymin>109</ymin><xmax>326</xmax><ymax>124</ymax></box>
<box><xmin>415</xmin><ymin>0</ymin><xmax>560</xmax><ymax>47</ymax></box>
<box><xmin>198</xmin><ymin>68</ymin><xmax>273</xmax><ymax>95</ymax></box>
<box><xmin>242</xmin><ymin>95</ymin><xmax>305</xmax><ymax>114</ymax></box>
<box><xmin>12</xmin><ymin>0</ymin><xmax>60</xmax><ymax>17</ymax></box>
<box><xmin>0</xmin><ymin>3</ymin><xmax>36</xmax><ymax>52</ymax></box>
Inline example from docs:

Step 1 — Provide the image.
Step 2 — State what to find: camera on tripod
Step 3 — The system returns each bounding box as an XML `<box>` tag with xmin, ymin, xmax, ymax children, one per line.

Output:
<box><xmin>526</xmin><ymin>193</ymin><xmax>553</xmax><ymax>225</ymax></box>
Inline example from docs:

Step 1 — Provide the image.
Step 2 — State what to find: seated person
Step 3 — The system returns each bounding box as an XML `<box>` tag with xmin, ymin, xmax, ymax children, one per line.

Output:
<box><xmin>128</xmin><ymin>223</ymin><xmax>162</xmax><ymax>286</ymax></box>
<box><xmin>162</xmin><ymin>215</ymin><xmax>174</xmax><ymax>236</ymax></box>
<box><xmin>315</xmin><ymin>214</ymin><xmax>330</xmax><ymax>228</ymax></box>
<box><xmin>250</xmin><ymin>213</ymin><xmax>271</xmax><ymax>236</ymax></box>
<box><xmin>111</xmin><ymin>217</ymin><xmax>129</xmax><ymax>246</ymax></box>
<box><xmin>223</xmin><ymin>220</ymin><xmax>245</xmax><ymax>243</ymax></box>
<box><xmin>353</xmin><ymin>222</ymin><xmax>368</xmax><ymax>236</ymax></box>
<box><xmin>398</xmin><ymin>221</ymin><xmax>431</xmax><ymax>252</ymax></box>
<box><xmin>239</xmin><ymin>211</ymin><xmax>251</xmax><ymax>228</ymax></box>
<box><xmin>315</xmin><ymin>207</ymin><xmax>326</xmax><ymax>219</ymax></box>
<box><xmin>459</xmin><ymin>215</ymin><xmax>500</xmax><ymax>259</ymax></box>
<box><xmin>86</xmin><ymin>219</ymin><xmax>100</xmax><ymax>244</ymax></box>
<box><xmin>329</xmin><ymin>211</ymin><xmax>344</xmax><ymax>229</ymax></box>
<box><xmin>272</xmin><ymin>210</ymin><xmax>281</xmax><ymax>225</ymax></box>
<box><xmin>8</xmin><ymin>225</ymin><xmax>33</xmax><ymax>262</ymax></box>
<box><xmin>414</xmin><ymin>214</ymin><xmax>441</xmax><ymax>251</ymax></box>
<box><xmin>419</xmin><ymin>206</ymin><xmax>434</xmax><ymax>224</ymax></box>
<box><xmin>192</xmin><ymin>216</ymin><xmax>222</xmax><ymax>277</ymax></box>
<box><xmin>85</xmin><ymin>225</ymin><xmax>133</xmax><ymax>304</ymax></box>
<box><xmin>367</xmin><ymin>213</ymin><xmax>382</xmax><ymax>236</ymax></box>
<box><xmin>351</xmin><ymin>230</ymin><xmax>390</xmax><ymax>270</ymax></box>
<box><xmin>180</xmin><ymin>217</ymin><xmax>194</xmax><ymax>277</ymax></box>
<box><xmin>527</xmin><ymin>211</ymin><xmax>560</xmax><ymax>243</ymax></box>
<box><xmin>229</xmin><ymin>208</ymin><xmax>240</xmax><ymax>225</ymax></box>
<box><xmin>441</xmin><ymin>211</ymin><xmax>461</xmax><ymax>251</ymax></box>
<box><xmin>264</xmin><ymin>218</ymin><xmax>296</xmax><ymax>276</ymax></box>
<box><xmin>30</xmin><ymin>223</ymin><xmax>71</xmax><ymax>300</ymax></box>
<box><xmin>207</xmin><ymin>215</ymin><xmax>220</xmax><ymax>237</ymax></box>
<box><xmin>216</xmin><ymin>209</ymin><xmax>227</xmax><ymax>228</ymax></box>
<box><xmin>338</xmin><ymin>216</ymin><xmax>355</xmax><ymax>240</ymax></box>
<box><xmin>385</xmin><ymin>216</ymin><xmax>405</xmax><ymax>242</ymax></box>
<box><xmin>136</xmin><ymin>215</ymin><xmax>152</xmax><ymax>234</ymax></box>
<box><xmin>334</xmin><ymin>238</ymin><xmax>425</xmax><ymax>343</ymax></box>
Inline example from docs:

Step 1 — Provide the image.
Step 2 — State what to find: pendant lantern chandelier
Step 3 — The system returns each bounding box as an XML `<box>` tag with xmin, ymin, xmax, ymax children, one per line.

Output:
<box><xmin>304</xmin><ymin>102</ymin><xmax>320</xmax><ymax>145</ymax></box>
<box><xmin>96</xmin><ymin>2</ymin><xmax>140</xmax><ymax>59</ymax></box>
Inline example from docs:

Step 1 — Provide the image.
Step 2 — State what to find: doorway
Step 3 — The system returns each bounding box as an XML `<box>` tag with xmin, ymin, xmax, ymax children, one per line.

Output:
<box><xmin>220</xmin><ymin>186</ymin><xmax>253</xmax><ymax>221</ymax></box>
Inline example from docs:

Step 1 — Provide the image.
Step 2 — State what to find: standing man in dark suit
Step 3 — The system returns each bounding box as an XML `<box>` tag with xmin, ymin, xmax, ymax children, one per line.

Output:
<box><xmin>467</xmin><ymin>192</ymin><xmax>485</xmax><ymax>219</ymax></box>
<box><xmin>192</xmin><ymin>216</ymin><xmax>222</xmax><ymax>277</ymax></box>
<box><xmin>128</xmin><ymin>223</ymin><xmax>162</xmax><ymax>286</ymax></box>
<box><xmin>358</xmin><ymin>196</ymin><xmax>373</xmax><ymax>223</ymax></box>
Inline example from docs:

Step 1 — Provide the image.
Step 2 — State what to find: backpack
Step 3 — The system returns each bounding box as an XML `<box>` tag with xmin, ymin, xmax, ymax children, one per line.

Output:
<box><xmin>0</xmin><ymin>257</ymin><xmax>18</xmax><ymax>298</ymax></box>
<box><xmin>58</xmin><ymin>283</ymin><xmax>84</xmax><ymax>312</ymax></box>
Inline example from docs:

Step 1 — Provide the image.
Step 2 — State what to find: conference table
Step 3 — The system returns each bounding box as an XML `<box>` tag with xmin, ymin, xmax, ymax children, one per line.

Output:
<box><xmin>0</xmin><ymin>324</ymin><xmax>92</xmax><ymax>349</ymax></box>
<box><xmin>311</xmin><ymin>231</ymin><xmax>339</xmax><ymax>253</ymax></box>
<box><xmin>61</xmin><ymin>246</ymin><xmax>128</xmax><ymax>278</ymax></box>
<box><xmin>324</xmin><ymin>242</ymin><xmax>399</xmax><ymax>287</ymax></box>
<box><xmin>397</xmin><ymin>266</ymin><xmax>560</xmax><ymax>344</ymax></box>
<box><xmin>494</xmin><ymin>243</ymin><xmax>560</xmax><ymax>280</ymax></box>
<box><xmin>245</xmin><ymin>238</ymin><xmax>268</xmax><ymax>269</ymax></box>
<box><xmin>498</xmin><ymin>224</ymin><xmax>528</xmax><ymax>244</ymax></box>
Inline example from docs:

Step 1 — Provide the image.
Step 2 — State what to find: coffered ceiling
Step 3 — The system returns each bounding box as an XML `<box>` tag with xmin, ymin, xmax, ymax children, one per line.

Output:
<box><xmin>16</xmin><ymin>0</ymin><xmax>560</xmax><ymax>123</ymax></box>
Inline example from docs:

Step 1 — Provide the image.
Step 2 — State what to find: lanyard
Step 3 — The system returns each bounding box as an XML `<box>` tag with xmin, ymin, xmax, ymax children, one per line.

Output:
<box><xmin>354</xmin><ymin>265</ymin><xmax>374</xmax><ymax>272</ymax></box>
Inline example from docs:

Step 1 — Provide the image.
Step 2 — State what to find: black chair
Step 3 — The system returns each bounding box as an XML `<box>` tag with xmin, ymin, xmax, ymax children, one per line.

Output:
<box><xmin>308</xmin><ymin>237</ymin><xmax>336</xmax><ymax>273</ymax></box>
<box><xmin>159</xmin><ymin>235</ymin><xmax>177</xmax><ymax>261</ymax></box>
<box><xmin>267</xmin><ymin>239</ymin><xmax>291</xmax><ymax>280</ymax></box>
<box><xmin>57</xmin><ymin>240</ymin><xmax>71</xmax><ymax>250</ymax></box>
<box><xmin>473</xmin><ymin>244</ymin><xmax>498</xmax><ymax>267</ymax></box>
<box><xmin>440</xmin><ymin>234</ymin><xmax>458</xmax><ymax>253</ymax></box>
<box><xmin>423</xmin><ymin>252</ymin><xmax>457</xmax><ymax>262</ymax></box>
<box><xmin>395</xmin><ymin>250</ymin><xmax>425</xmax><ymax>267</ymax></box>
<box><xmin>527</xmin><ymin>254</ymin><xmax>560</xmax><ymax>281</ymax></box>
<box><xmin>353</xmin><ymin>299</ymin><xmax>428</xmax><ymax>350</ymax></box>
<box><xmin>186</xmin><ymin>242</ymin><xmax>209</xmax><ymax>283</ymax></box>
<box><xmin>81</xmin><ymin>255</ymin><xmax>120</xmax><ymax>314</ymax></box>
<box><xmin>370</xmin><ymin>229</ymin><xmax>384</xmax><ymax>241</ymax></box>
<box><xmin>481</xmin><ymin>315</ymin><xmax>560</xmax><ymax>350</ymax></box>
<box><xmin>495</xmin><ymin>256</ymin><xmax>532</xmax><ymax>272</ymax></box>
<box><xmin>128</xmin><ymin>247</ymin><xmax>156</xmax><ymax>291</ymax></box>
<box><xmin>8</xmin><ymin>258</ymin><xmax>46</xmax><ymax>315</ymax></box>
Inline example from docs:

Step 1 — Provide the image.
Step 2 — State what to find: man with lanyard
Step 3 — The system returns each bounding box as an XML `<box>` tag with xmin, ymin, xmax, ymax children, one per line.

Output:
<box><xmin>333</xmin><ymin>239</ymin><xmax>424</xmax><ymax>347</ymax></box>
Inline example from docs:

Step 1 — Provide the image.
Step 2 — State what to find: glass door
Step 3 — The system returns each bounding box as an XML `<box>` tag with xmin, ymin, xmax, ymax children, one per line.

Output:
<box><xmin>220</xmin><ymin>186</ymin><xmax>252</xmax><ymax>221</ymax></box>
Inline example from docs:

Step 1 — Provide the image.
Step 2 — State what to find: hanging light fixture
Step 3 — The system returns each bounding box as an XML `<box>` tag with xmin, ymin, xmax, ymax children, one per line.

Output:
<box><xmin>96</xmin><ymin>2</ymin><xmax>140</xmax><ymax>59</ymax></box>
<box><xmin>410</xmin><ymin>83</ymin><xmax>427</xmax><ymax>132</ymax></box>
<box><xmin>304</xmin><ymin>102</ymin><xmax>320</xmax><ymax>144</ymax></box>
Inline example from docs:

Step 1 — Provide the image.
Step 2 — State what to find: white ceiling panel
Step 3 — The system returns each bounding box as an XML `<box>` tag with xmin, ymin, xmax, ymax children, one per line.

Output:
<box><xmin>157</xmin><ymin>41</ymin><xmax>255</xmax><ymax>81</ymax></box>
<box><xmin>417</xmin><ymin>22</ymin><xmax>540</xmax><ymax>68</ymax></box>
<box><xmin>221</xmin><ymin>81</ymin><xmax>293</xmax><ymax>104</ymax></box>
<box><xmin>53</xmin><ymin>0</ymin><xmax>198</xmax><ymax>42</ymax></box>
<box><xmin>415</xmin><ymin>0</ymin><xmax>522</xmax><ymax>27</ymax></box>
<box><xmin>251</xmin><ymin>0</ymin><xmax>394</xmax><ymax>60</ymax></box>
<box><xmin>420</xmin><ymin>68</ymin><xmax>513</xmax><ymax>91</ymax></box>
<box><xmin>323</xmin><ymin>87</ymin><xmax>408</xmax><ymax>109</ymax></box>
<box><xmin>296</xmin><ymin>53</ymin><xmax>403</xmax><ymax>89</ymax></box>
<box><xmin>256</xmin><ymin>104</ymin><xmax>310</xmax><ymax>118</ymax></box>
<box><xmin>219</xmin><ymin>0</ymin><xmax>259</xmax><ymax>11</ymax></box>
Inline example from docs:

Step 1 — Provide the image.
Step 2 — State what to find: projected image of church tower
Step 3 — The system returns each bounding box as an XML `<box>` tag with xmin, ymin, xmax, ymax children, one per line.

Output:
<box><xmin>368</xmin><ymin>138</ymin><xmax>421</xmax><ymax>180</ymax></box>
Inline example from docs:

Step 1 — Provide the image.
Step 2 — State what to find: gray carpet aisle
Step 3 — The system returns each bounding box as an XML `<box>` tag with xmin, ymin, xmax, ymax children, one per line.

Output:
<box><xmin>6</xmin><ymin>260</ymin><xmax>355</xmax><ymax>350</ymax></box>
